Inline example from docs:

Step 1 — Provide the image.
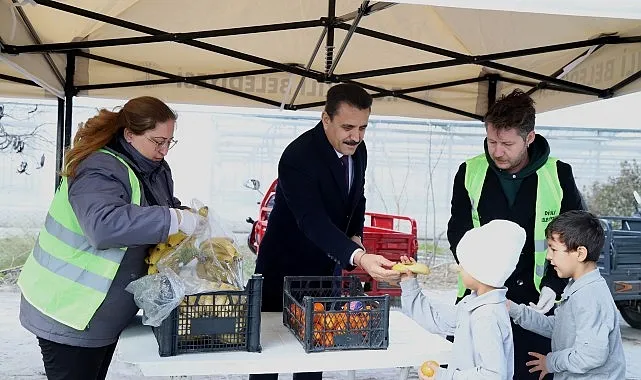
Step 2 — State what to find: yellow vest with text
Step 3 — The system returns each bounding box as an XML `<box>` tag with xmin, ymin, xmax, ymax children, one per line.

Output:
<box><xmin>457</xmin><ymin>153</ymin><xmax>562</xmax><ymax>298</ymax></box>
<box><xmin>18</xmin><ymin>149</ymin><xmax>141</xmax><ymax>330</ymax></box>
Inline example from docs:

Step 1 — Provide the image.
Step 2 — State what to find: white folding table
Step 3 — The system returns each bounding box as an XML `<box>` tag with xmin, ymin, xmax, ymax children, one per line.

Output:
<box><xmin>117</xmin><ymin>310</ymin><xmax>452</xmax><ymax>379</ymax></box>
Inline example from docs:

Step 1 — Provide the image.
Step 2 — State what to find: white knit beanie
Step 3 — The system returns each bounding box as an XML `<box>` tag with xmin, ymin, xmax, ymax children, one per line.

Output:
<box><xmin>457</xmin><ymin>219</ymin><xmax>526</xmax><ymax>288</ymax></box>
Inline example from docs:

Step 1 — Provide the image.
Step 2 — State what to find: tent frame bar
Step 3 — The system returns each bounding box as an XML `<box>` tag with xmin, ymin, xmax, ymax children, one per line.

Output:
<box><xmin>30</xmin><ymin>0</ymin><xmax>325</xmax><ymax>82</ymax></box>
<box><xmin>327</xmin><ymin>0</ymin><xmax>369</xmax><ymax>76</ymax></box>
<box><xmin>11</xmin><ymin>3</ymin><xmax>65</xmax><ymax>86</ymax></box>
<box><xmin>76</xmin><ymin>68</ymin><xmax>281</xmax><ymax>91</ymax></box>
<box><xmin>1</xmin><ymin>0</ymin><xmax>640</xmax><ymax>121</ymax></box>
<box><xmin>75</xmin><ymin>51</ymin><xmax>286</xmax><ymax>107</ymax></box>
<box><xmin>2</xmin><ymin>20</ymin><xmax>326</xmax><ymax>54</ymax></box>
<box><xmin>0</xmin><ymin>73</ymin><xmax>39</xmax><ymax>86</ymax></box>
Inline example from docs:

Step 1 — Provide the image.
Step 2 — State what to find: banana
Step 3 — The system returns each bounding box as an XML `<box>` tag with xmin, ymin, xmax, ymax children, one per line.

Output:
<box><xmin>392</xmin><ymin>262</ymin><xmax>431</xmax><ymax>275</ymax></box>
<box><xmin>146</xmin><ymin>231</ymin><xmax>190</xmax><ymax>274</ymax></box>
<box><xmin>199</xmin><ymin>237</ymin><xmax>239</xmax><ymax>262</ymax></box>
<box><xmin>167</xmin><ymin>231</ymin><xmax>188</xmax><ymax>247</ymax></box>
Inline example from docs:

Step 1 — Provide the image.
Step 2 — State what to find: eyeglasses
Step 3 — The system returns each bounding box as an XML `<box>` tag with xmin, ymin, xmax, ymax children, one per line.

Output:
<box><xmin>146</xmin><ymin>136</ymin><xmax>178</xmax><ymax>151</ymax></box>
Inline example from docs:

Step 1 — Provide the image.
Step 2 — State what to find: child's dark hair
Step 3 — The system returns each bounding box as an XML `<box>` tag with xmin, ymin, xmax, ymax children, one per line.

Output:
<box><xmin>544</xmin><ymin>210</ymin><xmax>605</xmax><ymax>262</ymax></box>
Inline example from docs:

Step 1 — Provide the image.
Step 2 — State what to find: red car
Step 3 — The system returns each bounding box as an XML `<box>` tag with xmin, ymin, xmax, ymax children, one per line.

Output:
<box><xmin>246</xmin><ymin>179</ymin><xmax>418</xmax><ymax>297</ymax></box>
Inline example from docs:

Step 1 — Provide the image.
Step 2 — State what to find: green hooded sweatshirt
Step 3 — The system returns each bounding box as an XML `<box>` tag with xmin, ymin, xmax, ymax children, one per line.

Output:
<box><xmin>484</xmin><ymin>134</ymin><xmax>551</xmax><ymax>207</ymax></box>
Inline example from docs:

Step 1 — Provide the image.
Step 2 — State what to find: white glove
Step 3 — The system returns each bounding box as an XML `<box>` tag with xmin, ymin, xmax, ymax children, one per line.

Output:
<box><xmin>528</xmin><ymin>286</ymin><xmax>556</xmax><ymax>314</ymax></box>
<box><xmin>176</xmin><ymin>209</ymin><xmax>206</xmax><ymax>235</ymax></box>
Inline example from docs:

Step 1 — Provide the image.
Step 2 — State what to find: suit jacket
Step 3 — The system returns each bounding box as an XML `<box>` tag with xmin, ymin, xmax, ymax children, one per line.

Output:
<box><xmin>254</xmin><ymin>121</ymin><xmax>367</xmax><ymax>311</ymax></box>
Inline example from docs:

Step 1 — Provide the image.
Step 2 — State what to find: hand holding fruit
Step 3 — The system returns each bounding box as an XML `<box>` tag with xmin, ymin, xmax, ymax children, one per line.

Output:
<box><xmin>175</xmin><ymin>208</ymin><xmax>207</xmax><ymax>235</ymax></box>
<box><xmin>393</xmin><ymin>255</ymin><xmax>430</xmax><ymax>281</ymax></box>
<box><xmin>356</xmin><ymin>252</ymin><xmax>401</xmax><ymax>283</ymax></box>
<box><xmin>419</xmin><ymin>360</ymin><xmax>439</xmax><ymax>379</ymax></box>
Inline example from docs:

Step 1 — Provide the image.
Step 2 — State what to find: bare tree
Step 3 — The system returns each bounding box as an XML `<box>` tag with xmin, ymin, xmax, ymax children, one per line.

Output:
<box><xmin>0</xmin><ymin>103</ymin><xmax>51</xmax><ymax>174</ymax></box>
<box><xmin>423</xmin><ymin>123</ymin><xmax>448</xmax><ymax>266</ymax></box>
<box><xmin>386</xmin><ymin>145</ymin><xmax>412</xmax><ymax>216</ymax></box>
<box><xmin>368</xmin><ymin>139</ymin><xmax>412</xmax><ymax>218</ymax></box>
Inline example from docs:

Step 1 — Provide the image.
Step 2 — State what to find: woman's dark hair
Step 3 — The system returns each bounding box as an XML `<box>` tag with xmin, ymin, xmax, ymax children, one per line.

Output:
<box><xmin>62</xmin><ymin>96</ymin><xmax>176</xmax><ymax>177</ymax></box>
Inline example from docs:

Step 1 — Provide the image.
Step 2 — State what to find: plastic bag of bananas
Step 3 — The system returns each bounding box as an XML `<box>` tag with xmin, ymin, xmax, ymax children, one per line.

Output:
<box><xmin>130</xmin><ymin>199</ymin><xmax>247</xmax><ymax>328</ymax></box>
<box><xmin>148</xmin><ymin>200</ymin><xmax>245</xmax><ymax>294</ymax></box>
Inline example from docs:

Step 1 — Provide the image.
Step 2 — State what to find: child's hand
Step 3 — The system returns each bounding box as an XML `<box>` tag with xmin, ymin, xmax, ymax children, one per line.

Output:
<box><xmin>526</xmin><ymin>352</ymin><xmax>549</xmax><ymax>380</ymax></box>
<box><xmin>418</xmin><ymin>360</ymin><xmax>439</xmax><ymax>379</ymax></box>
<box><xmin>398</xmin><ymin>255</ymin><xmax>416</xmax><ymax>281</ymax></box>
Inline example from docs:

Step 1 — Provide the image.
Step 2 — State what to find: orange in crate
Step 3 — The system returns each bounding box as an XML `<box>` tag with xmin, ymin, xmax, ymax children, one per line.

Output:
<box><xmin>312</xmin><ymin>322</ymin><xmax>324</xmax><ymax>345</ymax></box>
<box><xmin>313</xmin><ymin>303</ymin><xmax>325</xmax><ymax>326</ymax></box>
<box><xmin>322</xmin><ymin>332</ymin><xmax>334</xmax><ymax>347</ymax></box>
<box><xmin>282</xmin><ymin>276</ymin><xmax>391</xmax><ymax>353</ymax></box>
<box><xmin>324</xmin><ymin>312</ymin><xmax>348</xmax><ymax>331</ymax></box>
<box><xmin>289</xmin><ymin>303</ymin><xmax>306</xmax><ymax>339</ymax></box>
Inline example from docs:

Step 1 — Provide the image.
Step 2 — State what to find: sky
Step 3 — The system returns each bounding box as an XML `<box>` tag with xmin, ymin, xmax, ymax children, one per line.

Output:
<box><xmin>537</xmin><ymin>91</ymin><xmax>641</xmax><ymax>130</ymax></box>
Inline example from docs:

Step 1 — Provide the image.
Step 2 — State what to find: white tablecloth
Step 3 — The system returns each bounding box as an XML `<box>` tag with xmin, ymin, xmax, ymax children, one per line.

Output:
<box><xmin>116</xmin><ymin>310</ymin><xmax>452</xmax><ymax>377</ymax></box>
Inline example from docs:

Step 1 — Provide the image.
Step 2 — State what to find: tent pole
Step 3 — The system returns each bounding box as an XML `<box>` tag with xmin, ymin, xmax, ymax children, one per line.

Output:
<box><xmin>487</xmin><ymin>74</ymin><xmax>498</xmax><ymax>109</ymax></box>
<box><xmin>63</xmin><ymin>52</ymin><xmax>76</xmax><ymax>173</ymax></box>
<box><xmin>289</xmin><ymin>27</ymin><xmax>328</xmax><ymax>107</ymax></box>
<box><xmin>325</xmin><ymin>0</ymin><xmax>336</xmax><ymax>77</ymax></box>
<box><xmin>327</xmin><ymin>0</ymin><xmax>368</xmax><ymax>76</ymax></box>
<box><xmin>54</xmin><ymin>97</ymin><xmax>65</xmax><ymax>191</ymax></box>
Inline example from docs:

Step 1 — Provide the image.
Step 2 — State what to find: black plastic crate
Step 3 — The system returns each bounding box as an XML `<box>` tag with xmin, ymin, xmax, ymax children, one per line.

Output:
<box><xmin>152</xmin><ymin>274</ymin><xmax>263</xmax><ymax>357</ymax></box>
<box><xmin>283</xmin><ymin>275</ymin><xmax>390</xmax><ymax>353</ymax></box>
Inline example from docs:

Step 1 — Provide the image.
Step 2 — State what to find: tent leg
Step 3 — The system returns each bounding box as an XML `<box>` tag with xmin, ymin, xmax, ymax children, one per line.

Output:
<box><xmin>64</xmin><ymin>52</ymin><xmax>75</xmax><ymax>153</ymax></box>
<box><xmin>488</xmin><ymin>74</ymin><xmax>498</xmax><ymax>109</ymax></box>
<box><xmin>54</xmin><ymin>52</ymin><xmax>76</xmax><ymax>193</ymax></box>
<box><xmin>54</xmin><ymin>97</ymin><xmax>65</xmax><ymax>191</ymax></box>
<box><xmin>325</xmin><ymin>0</ymin><xmax>336</xmax><ymax>76</ymax></box>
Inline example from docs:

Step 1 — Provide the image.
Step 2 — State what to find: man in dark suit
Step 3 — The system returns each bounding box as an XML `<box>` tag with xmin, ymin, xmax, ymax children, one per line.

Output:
<box><xmin>251</xmin><ymin>83</ymin><xmax>400</xmax><ymax>380</ymax></box>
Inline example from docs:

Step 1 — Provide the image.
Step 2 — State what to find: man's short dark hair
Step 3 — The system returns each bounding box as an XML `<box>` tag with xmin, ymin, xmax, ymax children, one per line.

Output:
<box><xmin>545</xmin><ymin>210</ymin><xmax>605</xmax><ymax>262</ymax></box>
<box><xmin>324</xmin><ymin>83</ymin><xmax>372</xmax><ymax>120</ymax></box>
<box><xmin>485</xmin><ymin>89</ymin><xmax>535</xmax><ymax>139</ymax></box>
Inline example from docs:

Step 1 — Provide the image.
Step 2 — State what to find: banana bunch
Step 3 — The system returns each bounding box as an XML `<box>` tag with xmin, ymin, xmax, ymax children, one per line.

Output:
<box><xmin>145</xmin><ymin>206</ymin><xmax>210</xmax><ymax>275</ymax></box>
<box><xmin>179</xmin><ymin>283</ymin><xmax>246</xmax><ymax>340</ymax></box>
<box><xmin>196</xmin><ymin>237</ymin><xmax>242</xmax><ymax>287</ymax></box>
<box><xmin>146</xmin><ymin>231</ymin><xmax>189</xmax><ymax>274</ymax></box>
<box><xmin>199</xmin><ymin>237</ymin><xmax>240</xmax><ymax>262</ymax></box>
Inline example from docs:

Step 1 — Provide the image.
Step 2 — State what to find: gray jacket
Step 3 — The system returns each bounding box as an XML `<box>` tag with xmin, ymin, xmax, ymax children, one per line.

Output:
<box><xmin>509</xmin><ymin>269</ymin><xmax>626</xmax><ymax>379</ymax></box>
<box><xmin>401</xmin><ymin>279</ymin><xmax>514</xmax><ymax>380</ymax></box>
<box><xmin>20</xmin><ymin>136</ymin><xmax>178</xmax><ymax>347</ymax></box>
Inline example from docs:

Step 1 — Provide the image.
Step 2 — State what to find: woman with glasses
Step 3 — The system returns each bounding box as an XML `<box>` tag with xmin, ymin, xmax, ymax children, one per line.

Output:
<box><xmin>17</xmin><ymin>96</ymin><xmax>204</xmax><ymax>380</ymax></box>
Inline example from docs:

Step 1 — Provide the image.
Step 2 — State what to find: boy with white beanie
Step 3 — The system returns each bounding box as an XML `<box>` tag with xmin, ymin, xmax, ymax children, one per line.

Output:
<box><xmin>400</xmin><ymin>219</ymin><xmax>526</xmax><ymax>379</ymax></box>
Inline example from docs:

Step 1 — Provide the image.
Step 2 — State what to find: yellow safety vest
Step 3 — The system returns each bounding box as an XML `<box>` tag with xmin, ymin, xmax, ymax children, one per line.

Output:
<box><xmin>18</xmin><ymin>149</ymin><xmax>141</xmax><ymax>330</ymax></box>
<box><xmin>457</xmin><ymin>154</ymin><xmax>562</xmax><ymax>298</ymax></box>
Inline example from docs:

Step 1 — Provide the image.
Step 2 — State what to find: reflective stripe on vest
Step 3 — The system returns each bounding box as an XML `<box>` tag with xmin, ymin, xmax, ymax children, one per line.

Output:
<box><xmin>18</xmin><ymin>149</ymin><xmax>141</xmax><ymax>330</ymax></box>
<box><xmin>456</xmin><ymin>153</ymin><xmax>563</xmax><ymax>298</ymax></box>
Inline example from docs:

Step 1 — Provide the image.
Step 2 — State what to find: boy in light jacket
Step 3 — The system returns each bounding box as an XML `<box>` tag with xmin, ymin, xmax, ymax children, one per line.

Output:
<box><xmin>508</xmin><ymin>210</ymin><xmax>626</xmax><ymax>379</ymax></box>
<box><xmin>400</xmin><ymin>219</ymin><xmax>526</xmax><ymax>379</ymax></box>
